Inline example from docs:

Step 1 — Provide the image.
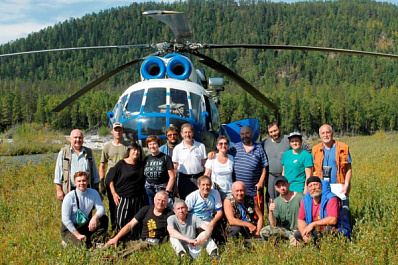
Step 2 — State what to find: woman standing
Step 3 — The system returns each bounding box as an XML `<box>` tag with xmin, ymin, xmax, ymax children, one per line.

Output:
<box><xmin>281</xmin><ymin>132</ymin><xmax>313</xmax><ymax>194</ymax></box>
<box><xmin>61</xmin><ymin>171</ymin><xmax>108</xmax><ymax>247</ymax></box>
<box><xmin>204</xmin><ymin>136</ymin><xmax>234</xmax><ymax>200</ymax></box>
<box><xmin>109</xmin><ymin>143</ymin><xmax>148</xmax><ymax>238</ymax></box>
<box><xmin>144</xmin><ymin>135</ymin><xmax>176</xmax><ymax>205</ymax></box>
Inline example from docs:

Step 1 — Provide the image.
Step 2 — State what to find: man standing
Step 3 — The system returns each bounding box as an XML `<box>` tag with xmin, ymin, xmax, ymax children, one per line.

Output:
<box><xmin>159</xmin><ymin>125</ymin><xmax>180</xmax><ymax>158</ymax></box>
<box><xmin>105</xmin><ymin>191</ymin><xmax>172</xmax><ymax>256</ymax></box>
<box><xmin>260</xmin><ymin>176</ymin><xmax>302</xmax><ymax>245</ymax></box>
<box><xmin>54</xmin><ymin>129</ymin><xmax>100</xmax><ymax>200</ymax></box>
<box><xmin>262</xmin><ymin>122</ymin><xmax>291</xmax><ymax>201</ymax></box>
<box><xmin>172</xmin><ymin>123</ymin><xmax>207</xmax><ymax>200</ymax></box>
<box><xmin>312</xmin><ymin>124</ymin><xmax>352</xmax><ymax>199</ymax></box>
<box><xmin>223</xmin><ymin>181</ymin><xmax>263</xmax><ymax>238</ymax></box>
<box><xmin>167</xmin><ymin>200</ymin><xmax>218</xmax><ymax>259</ymax></box>
<box><xmin>99</xmin><ymin>122</ymin><xmax>129</xmax><ymax>230</ymax></box>
<box><xmin>185</xmin><ymin>176</ymin><xmax>224</xmax><ymax>243</ymax></box>
<box><xmin>295</xmin><ymin>176</ymin><xmax>350</xmax><ymax>244</ymax></box>
<box><xmin>229</xmin><ymin>126</ymin><xmax>268</xmax><ymax>213</ymax></box>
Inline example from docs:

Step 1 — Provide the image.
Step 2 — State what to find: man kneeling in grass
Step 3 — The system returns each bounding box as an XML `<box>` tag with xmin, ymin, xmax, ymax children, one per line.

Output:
<box><xmin>167</xmin><ymin>200</ymin><xmax>218</xmax><ymax>259</ymax></box>
<box><xmin>105</xmin><ymin>191</ymin><xmax>172</xmax><ymax>257</ymax></box>
<box><xmin>260</xmin><ymin>176</ymin><xmax>302</xmax><ymax>246</ymax></box>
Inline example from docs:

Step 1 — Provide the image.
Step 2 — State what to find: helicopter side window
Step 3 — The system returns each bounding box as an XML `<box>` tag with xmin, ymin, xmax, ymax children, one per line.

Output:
<box><xmin>143</xmin><ymin>87</ymin><xmax>166</xmax><ymax>113</ymax></box>
<box><xmin>190</xmin><ymin>93</ymin><xmax>202</xmax><ymax>121</ymax></box>
<box><xmin>125</xmin><ymin>89</ymin><xmax>144</xmax><ymax>114</ymax></box>
<box><xmin>170</xmin><ymin>88</ymin><xmax>190</xmax><ymax>118</ymax></box>
<box><xmin>209</xmin><ymin>98</ymin><xmax>220</xmax><ymax>131</ymax></box>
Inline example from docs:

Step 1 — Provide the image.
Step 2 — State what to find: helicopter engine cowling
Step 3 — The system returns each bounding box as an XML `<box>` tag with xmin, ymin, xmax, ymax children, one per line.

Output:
<box><xmin>140</xmin><ymin>56</ymin><xmax>166</xmax><ymax>80</ymax></box>
<box><xmin>166</xmin><ymin>55</ymin><xmax>192</xmax><ymax>80</ymax></box>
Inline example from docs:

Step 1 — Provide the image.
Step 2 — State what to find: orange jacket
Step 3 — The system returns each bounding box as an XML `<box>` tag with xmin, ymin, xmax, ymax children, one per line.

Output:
<box><xmin>312</xmin><ymin>141</ymin><xmax>350</xmax><ymax>184</ymax></box>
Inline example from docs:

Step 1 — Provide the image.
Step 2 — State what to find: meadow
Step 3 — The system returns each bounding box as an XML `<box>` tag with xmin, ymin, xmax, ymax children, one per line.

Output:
<box><xmin>1</xmin><ymin>132</ymin><xmax>397</xmax><ymax>264</ymax></box>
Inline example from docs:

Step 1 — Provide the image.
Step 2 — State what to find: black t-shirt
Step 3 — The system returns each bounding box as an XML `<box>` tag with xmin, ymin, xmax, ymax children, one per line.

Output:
<box><xmin>111</xmin><ymin>160</ymin><xmax>146</xmax><ymax>197</ymax></box>
<box><xmin>143</xmin><ymin>153</ymin><xmax>173</xmax><ymax>185</ymax></box>
<box><xmin>134</xmin><ymin>205</ymin><xmax>173</xmax><ymax>241</ymax></box>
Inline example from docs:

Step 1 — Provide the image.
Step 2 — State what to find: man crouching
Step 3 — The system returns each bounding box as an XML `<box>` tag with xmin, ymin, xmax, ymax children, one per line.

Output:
<box><xmin>295</xmin><ymin>176</ymin><xmax>341</xmax><ymax>244</ymax></box>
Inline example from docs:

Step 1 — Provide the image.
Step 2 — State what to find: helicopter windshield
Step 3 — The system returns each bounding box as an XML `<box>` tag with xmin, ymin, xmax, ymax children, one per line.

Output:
<box><xmin>125</xmin><ymin>89</ymin><xmax>144</xmax><ymax>115</ymax></box>
<box><xmin>143</xmin><ymin>87</ymin><xmax>166</xmax><ymax>113</ymax></box>
<box><xmin>170</xmin><ymin>88</ymin><xmax>190</xmax><ymax>118</ymax></box>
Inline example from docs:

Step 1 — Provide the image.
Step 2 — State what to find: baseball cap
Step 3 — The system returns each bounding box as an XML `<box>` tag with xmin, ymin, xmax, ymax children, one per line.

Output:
<box><xmin>113</xmin><ymin>122</ymin><xmax>123</xmax><ymax>129</ymax></box>
<box><xmin>287</xmin><ymin>132</ymin><xmax>302</xmax><ymax>139</ymax></box>
<box><xmin>274</xmin><ymin>176</ymin><xmax>288</xmax><ymax>186</ymax></box>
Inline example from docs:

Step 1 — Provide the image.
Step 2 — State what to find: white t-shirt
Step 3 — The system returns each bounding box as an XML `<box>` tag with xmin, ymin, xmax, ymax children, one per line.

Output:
<box><xmin>172</xmin><ymin>140</ymin><xmax>207</xmax><ymax>175</ymax></box>
<box><xmin>204</xmin><ymin>154</ymin><xmax>234</xmax><ymax>195</ymax></box>
<box><xmin>185</xmin><ymin>189</ymin><xmax>223</xmax><ymax>222</ymax></box>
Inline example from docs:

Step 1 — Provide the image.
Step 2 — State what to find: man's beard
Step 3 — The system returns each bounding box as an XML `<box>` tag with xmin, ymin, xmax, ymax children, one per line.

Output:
<box><xmin>310</xmin><ymin>190</ymin><xmax>322</xmax><ymax>198</ymax></box>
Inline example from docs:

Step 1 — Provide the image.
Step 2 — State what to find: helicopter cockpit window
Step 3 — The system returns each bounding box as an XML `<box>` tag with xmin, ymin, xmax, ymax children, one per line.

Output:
<box><xmin>170</xmin><ymin>88</ymin><xmax>190</xmax><ymax>118</ymax></box>
<box><xmin>190</xmin><ymin>93</ymin><xmax>202</xmax><ymax>121</ymax></box>
<box><xmin>144</xmin><ymin>87</ymin><xmax>166</xmax><ymax>113</ymax></box>
<box><xmin>125</xmin><ymin>89</ymin><xmax>144</xmax><ymax>115</ymax></box>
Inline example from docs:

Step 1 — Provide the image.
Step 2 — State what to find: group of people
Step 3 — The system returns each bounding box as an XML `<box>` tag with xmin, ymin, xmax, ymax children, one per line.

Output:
<box><xmin>55</xmin><ymin>121</ymin><xmax>352</xmax><ymax>258</ymax></box>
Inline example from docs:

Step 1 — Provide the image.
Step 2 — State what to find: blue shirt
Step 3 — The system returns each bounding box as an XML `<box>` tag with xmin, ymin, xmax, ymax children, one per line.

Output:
<box><xmin>322</xmin><ymin>145</ymin><xmax>352</xmax><ymax>183</ymax></box>
<box><xmin>229</xmin><ymin>142</ymin><xmax>268</xmax><ymax>196</ymax></box>
<box><xmin>185</xmin><ymin>189</ymin><xmax>223</xmax><ymax>222</ymax></box>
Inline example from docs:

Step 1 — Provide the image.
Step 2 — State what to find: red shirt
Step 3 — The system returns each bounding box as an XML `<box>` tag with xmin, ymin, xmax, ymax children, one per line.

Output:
<box><xmin>298</xmin><ymin>197</ymin><xmax>340</xmax><ymax>221</ymax></box>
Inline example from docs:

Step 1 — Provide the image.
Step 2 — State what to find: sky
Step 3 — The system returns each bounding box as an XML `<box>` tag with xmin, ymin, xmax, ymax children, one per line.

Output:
<box><xmin>1</xmin><ymin>0</ymin><xmax>398</xmax><ymax>45</ymax></box>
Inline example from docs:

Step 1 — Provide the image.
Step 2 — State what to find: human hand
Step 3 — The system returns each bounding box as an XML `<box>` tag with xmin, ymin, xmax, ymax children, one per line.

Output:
<box><xmin>88</xmin><ymin>217</ymin><xmax>98</xmax><ymax>232</ymax></box>
<box><xmin>248</xmin><ymin>224</ymin><xmax>257</xmax><ymax>234</ymax></box>
<box><xmin>207</xmin><ymin>151</ymin><xmax>216</xmax><ymax>160</ymax></box>
<box><xmin>113</xmin><ymin>193</ymin><xmax>120</xmax><ymax>206</ymax></box>
<box><xmin>269</xmin><ymin>199</ymin><xmax>275</xmax><ymax>212</ymax></box>
<box><xmin>105</xmin><ymin>238</ymin><xmax>118</xmax><ymax>249</ymax></box>
<box><xmin>57</xmin><ymin>190</ymin><xmax>65</xmax><ymax>201</ymax></box>
<box><xmin>75</xmin><ymin>233</ymin><xmax>86</xmax><ymax>241</ymax></box>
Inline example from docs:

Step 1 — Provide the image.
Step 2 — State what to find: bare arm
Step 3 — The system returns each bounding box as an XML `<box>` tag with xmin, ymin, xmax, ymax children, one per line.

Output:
<box><xmin>166</xmin><ymin>169</ymin><xmax>176</xmax><ymax>192</ymax></box>
<box><xmin>303</xmin><ymin>167</ymin><xmax>312</xmax><ymax>194</ymax></box>
<box><xmin>167</xmin><ymin>226</ymin><xmax>196</xmax><ymax>245</ymax></box>
<box><xmin>99</xmin><ymin>162</ymin><xmax>107</xmax><ymax>195</ymax></box>
<box><xmin>297</xmin><ymin>218</ymin><xmax>309</xmax><ymax>243</ymax></box>
<box><xmin>256</xmin><ymin>167</ymin><xmax>267</xmax><ymax>191</ymax></box>
<box><xmin>204</xmin><ymin>167</ymin><xmax>212</xmax><ymax>177</ymax></box>
<box><xmin>302</xmin><ymin>216</ymin><xmax>338</xmax><ymax>237</ymax></box>
<box><xmin>268</xmin><ymin>199</ymin><xmax>277</xmax><ymax>227</ymax></box>
<box><xmin>208</xmin><ymin>210</ymin><xmax>223</xmax><ymax>231</ymax></box>
<box><xmin>223</xmin><ymin>199</ymin><xmax>257</xmax><ymax>232</ymax></box>
<box><xmin>55</xmin><ymin>184</ymin><xmax>64</xmax><ymax>201</ymax></box>
<box><xmin>109</xmin><ymin>181</ymin><xmax>120</xmax><ymax>206</ymax></box>
<box><xmin>342</xmin><ymin>164</ymin><xmax>352</xmax><ymax>195</ymax></box>
<box><xmin>105</xmin><ymin>218</ymin><xmax>139</xmax><ymax>248</ymax></box>
<box><xmin>196</xmin><ymin>222</ymin><xmax>212</xmax><ymax>245</ymax></box>
<box><xmin>282</xmin><ymin>165</ymin><xmax>285</xmax><ymax>176</ymax></box>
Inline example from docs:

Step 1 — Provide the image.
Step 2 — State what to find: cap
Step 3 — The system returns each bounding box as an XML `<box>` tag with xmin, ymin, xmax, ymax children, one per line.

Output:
<box><xmin>274</xmin><ymin>176</ymin><xmax>288</xmax><ymax>186</ymax></box>
<box><xmin>287</xmin><ymin>132</ymin><xmax>302</xmax><ymax>139</ymax></box>
<box><xmin>306</xmin><ymin>176</ymin><xmax>322</xmax><ymax>186</ymax></box>
<box><xmin>113</xmin><ymin>122</ymin><xmax>123</xmax><ymax>129</ymax></box>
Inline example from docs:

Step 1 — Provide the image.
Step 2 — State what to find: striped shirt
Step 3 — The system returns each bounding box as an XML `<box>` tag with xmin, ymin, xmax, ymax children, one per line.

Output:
<box><xmin>229</xmin><ymin>142</ymin><xmax>268</xmax><ymax>196</ymax></box>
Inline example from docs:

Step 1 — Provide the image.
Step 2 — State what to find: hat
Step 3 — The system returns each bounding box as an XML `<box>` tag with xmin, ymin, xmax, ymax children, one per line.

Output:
<box><xmin>274</xmin><ymin>176</ymin><xmax>288</xmax><ymax>186</ymax></box>
<box><xmin>287</xmin><ymin>132</ymin><xmax>302</xmax><ymax>139</ymax></box>
<box><xmin>306</xmin><ymin>176</ymin><xmax>322</xmax><ymax>186</ymax></box>
<box><xmin>113</xmin><ymin>122</ymin><xmax>123</xmax><ymax>129</ymax></box>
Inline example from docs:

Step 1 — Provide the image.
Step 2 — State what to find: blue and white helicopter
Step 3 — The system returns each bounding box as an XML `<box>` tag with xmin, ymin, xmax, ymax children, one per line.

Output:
<box><xmin>3</xmin><ymin>10</ymin><xmax>398</xmax><ymax>148</ymax></box>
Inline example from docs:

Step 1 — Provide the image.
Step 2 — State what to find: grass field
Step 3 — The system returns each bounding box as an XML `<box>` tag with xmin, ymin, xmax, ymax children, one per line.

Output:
<box><xmin>1</xmin><ymin>132</ymin><xmax>397</xmax><ymax>264</ymax></box>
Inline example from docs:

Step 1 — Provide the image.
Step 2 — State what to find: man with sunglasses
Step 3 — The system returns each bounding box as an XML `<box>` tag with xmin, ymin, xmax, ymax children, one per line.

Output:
<box><xmin>160</xmin><ymin>125</ymin><xmax>180</xmax><ymax>158</ymax></box>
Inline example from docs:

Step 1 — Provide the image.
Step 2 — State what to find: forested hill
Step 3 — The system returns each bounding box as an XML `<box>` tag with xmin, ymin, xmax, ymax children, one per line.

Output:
<box><xmin>1</xmin><ymin>0</ymin><xmax>398</xmax><ymax>135</ymax></box>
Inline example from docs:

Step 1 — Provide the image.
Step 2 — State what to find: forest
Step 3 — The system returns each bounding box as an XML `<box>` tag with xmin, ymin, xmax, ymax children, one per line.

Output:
<box><xmin>0</xmin><ymin>0</ymin><xmax>398</xmax><ymax>135</ymax></box>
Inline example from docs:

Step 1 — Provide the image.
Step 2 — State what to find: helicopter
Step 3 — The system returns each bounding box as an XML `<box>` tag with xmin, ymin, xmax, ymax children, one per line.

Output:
<box><xmin>2</xmin><ymin>10</ymin><xmax>398</xmax><ymax>148</ymax></box>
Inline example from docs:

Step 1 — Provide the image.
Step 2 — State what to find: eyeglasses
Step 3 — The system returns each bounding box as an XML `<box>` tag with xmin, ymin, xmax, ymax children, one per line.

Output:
<box><xmin>167</xmin><ymin>133</ymin><xmax>178</xmax><ymax>137</ymax></box>
<box><xmin>218</xmin><ymin>142</ymin><xmax>229</xmax><ymax>146</ymax></box>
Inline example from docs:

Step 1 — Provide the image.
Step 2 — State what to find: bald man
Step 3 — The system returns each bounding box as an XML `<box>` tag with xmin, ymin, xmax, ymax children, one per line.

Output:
<box><xmin>54</xmin><ymin>129</ymin><xmax>100</xmax><ymax>200</ymax></box>
<box><xmin>223</xmin><ymin>181</ymin><xmax>263</xmax><ymax>238</ymax></box>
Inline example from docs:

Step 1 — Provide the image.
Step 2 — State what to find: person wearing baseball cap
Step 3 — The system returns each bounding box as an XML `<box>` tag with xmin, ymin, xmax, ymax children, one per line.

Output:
<box><xmin>260</xmin><ymin>176</ymin><xmax>303</xmax><ymax>246</ymax></box>
<box><xmin>281</xmin><ymin>132</ymin><xmax>313</xmax><ymax>194</ymax></box>
<box><xmin>99</xmin><ymin>122</ymin><xmax>129</xmax><ymax>231</ymax></box>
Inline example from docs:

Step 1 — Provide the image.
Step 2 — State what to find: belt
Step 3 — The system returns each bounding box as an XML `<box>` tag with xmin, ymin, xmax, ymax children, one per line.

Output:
<box><xmin>179</xmin><ymin>172</ymin><xmax>203</xmax><ymax>179</ymax></box>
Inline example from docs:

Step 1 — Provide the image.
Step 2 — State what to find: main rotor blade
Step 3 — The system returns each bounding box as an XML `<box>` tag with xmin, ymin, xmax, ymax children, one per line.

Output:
<box><xmin>193</xmin><ymin>51</ymin><xmax>279</xmax><ymax>111</ymax></box>
<box><xmin>0</xmin><ymin>44</ymin><xmax>150</xmax><ymax>57</ymax></box>
<box><xmin>52</xmin><ymin>57</ymin><xmax>146</xmax><ymax>112</ymax></box>
<box><xmin>143</xmin><ymin>10</ymin><xmax>192</xmax><ymax>42</ymax></box>
<box><xmin>203</xmin><ymin>44</ymin><xmax>398</xmax><ymax>59</ymax></box>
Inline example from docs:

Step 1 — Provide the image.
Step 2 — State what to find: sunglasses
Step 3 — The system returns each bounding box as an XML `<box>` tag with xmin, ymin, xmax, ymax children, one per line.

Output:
<box><xmin>218</xmin><ymin>142</ymin><xmax>229</xmax><ymax>146</ymax></box>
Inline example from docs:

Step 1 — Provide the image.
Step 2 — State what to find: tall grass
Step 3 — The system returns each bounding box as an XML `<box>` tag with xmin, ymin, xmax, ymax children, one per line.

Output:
<box><xmin>0</xmin><ymin>123</ymin><xmax>67</xmax><ymax>156</ymax></box>
<box><xmin>0</xmin><ymin>132</ymin><xmax>397</xmax><ymax>264</ymax></box>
